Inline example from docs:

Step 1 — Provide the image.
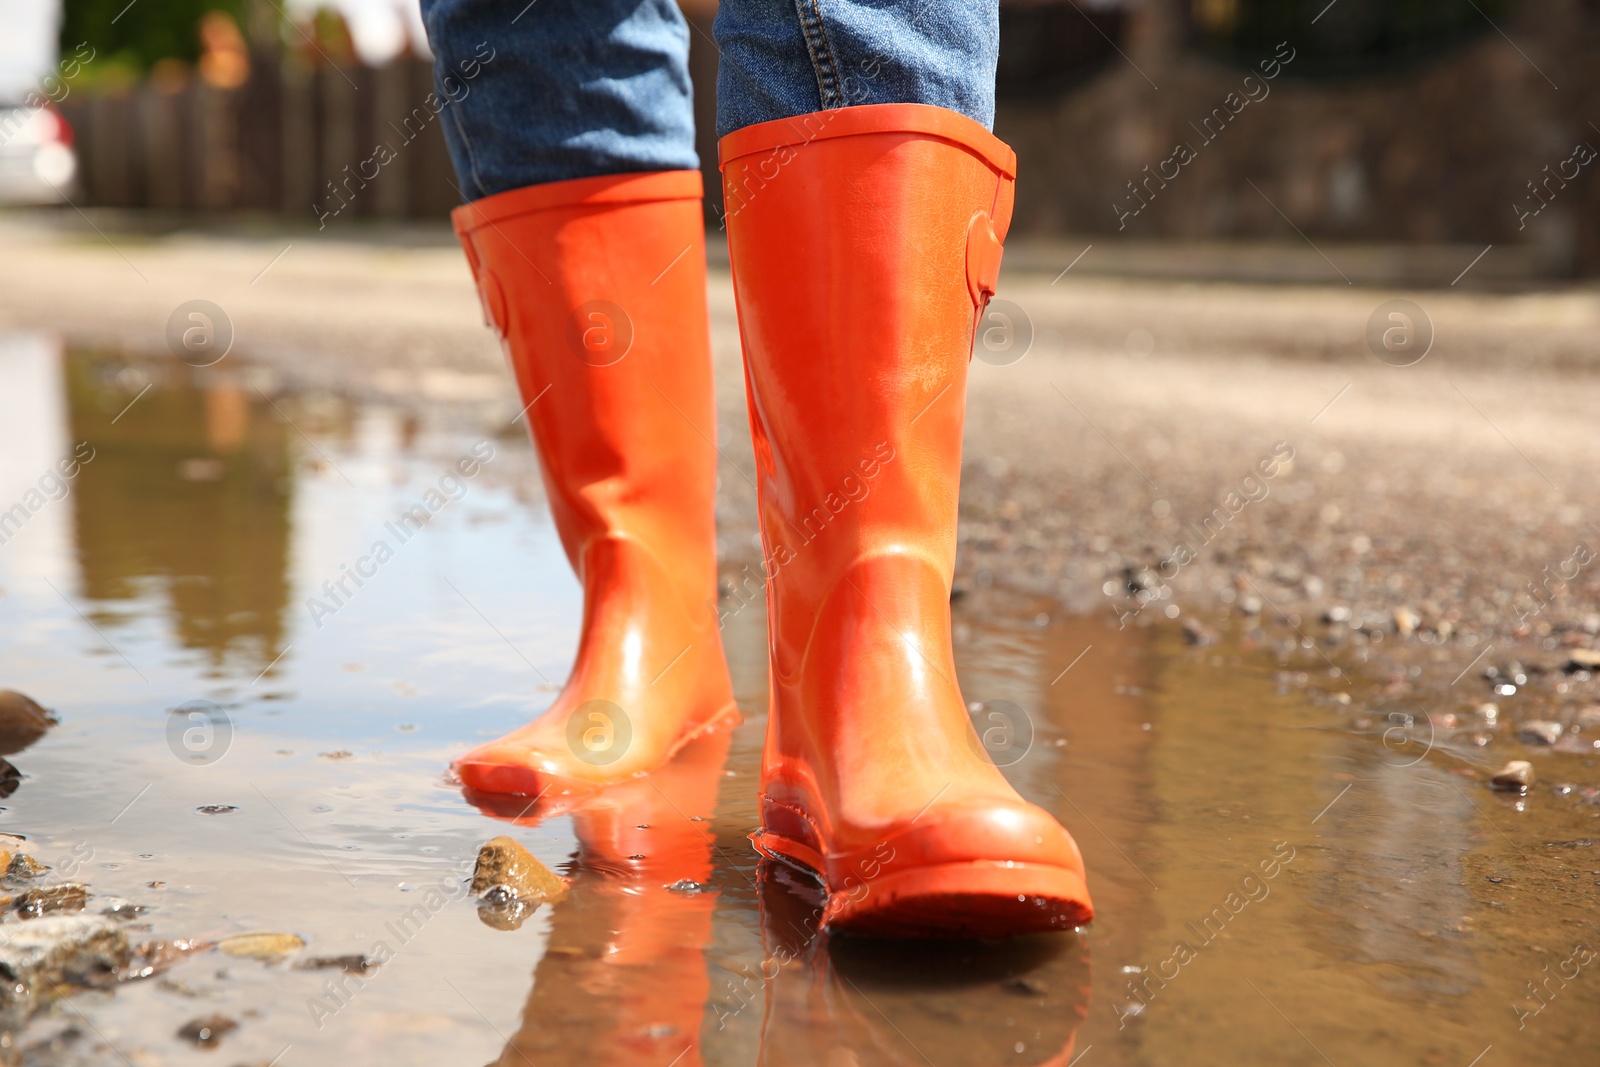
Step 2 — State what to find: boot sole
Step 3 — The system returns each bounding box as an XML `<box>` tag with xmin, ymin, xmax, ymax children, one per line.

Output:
<box><xmin>751</xmin><ymin>829</ymin><xmax>1093</xmax><ymax>939</ymax></box>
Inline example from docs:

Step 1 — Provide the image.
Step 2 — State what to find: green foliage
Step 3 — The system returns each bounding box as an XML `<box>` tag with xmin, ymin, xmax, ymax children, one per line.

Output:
<box><xmin>59</xmin><ymin>0</ymin><xmax>245</xmax><ymax>73</ymax></box>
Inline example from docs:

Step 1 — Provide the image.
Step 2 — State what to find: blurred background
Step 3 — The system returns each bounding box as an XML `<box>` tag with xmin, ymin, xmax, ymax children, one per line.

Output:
<box><xmin>2</xmin><ymin>0</ymin><xmax>1596</xmax><ymax>275</ymax></box>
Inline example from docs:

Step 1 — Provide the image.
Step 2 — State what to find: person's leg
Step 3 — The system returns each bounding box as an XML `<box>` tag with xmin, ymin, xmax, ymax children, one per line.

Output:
<box><xmin>712</xmin><ymin>0</ymin><xmax>999</xmax><ymax>136</ymax></box>
<box><xmin>714</xmin><ymin>2</ymin><xmax>1095</xmax><ymax>936</ymax></box>
<box><xmin>423</xmin><ymin>0</ymin><xmax>736</xmax><ymax>800</ymax></box>
<box><xmin>422</xmin><ymin>0</ymin><xmax>699</xmax><ymax>191</ymax></box>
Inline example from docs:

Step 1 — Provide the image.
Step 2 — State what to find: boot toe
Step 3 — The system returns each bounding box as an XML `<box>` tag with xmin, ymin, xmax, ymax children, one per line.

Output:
<box><xmin>454</xmin><ymin>741</ymin><xmax>594</xmax><ymax>799</ymax></box>
<box><xmin>820</xmin><ymin>798</ymin><xmax>1094</xmax><ymax>937</ymax></box>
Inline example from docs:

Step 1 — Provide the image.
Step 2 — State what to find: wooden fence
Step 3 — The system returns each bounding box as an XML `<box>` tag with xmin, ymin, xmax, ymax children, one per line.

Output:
<box><xmin>58</xmin><ymin>55</ymin><xmax>462</xmax><ymax>223</ymax></box>
<box><xmin>55</xmin><ymin>7</ymin><xmax>728</xmax><ymax>226</ymax></box>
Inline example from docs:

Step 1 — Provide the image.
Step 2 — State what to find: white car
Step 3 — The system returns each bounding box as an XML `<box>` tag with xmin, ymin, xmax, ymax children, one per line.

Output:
<box><xmin>0</xmin><ymin>103</ymin><xmax>76</xmax><ymax>205</ymax></box>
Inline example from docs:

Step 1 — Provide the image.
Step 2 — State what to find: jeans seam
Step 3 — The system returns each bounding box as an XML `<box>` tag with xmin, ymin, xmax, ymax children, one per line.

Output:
<box><xmin>793</xmin><ymin>0</ymin><xmax>844</xmax><ymax>110</ymax></box>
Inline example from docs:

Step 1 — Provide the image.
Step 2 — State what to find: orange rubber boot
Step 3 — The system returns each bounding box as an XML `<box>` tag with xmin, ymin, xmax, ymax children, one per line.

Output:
<box><xmin>720</xmin><ymin>105</ymin><xmax>1094</xmax><ymax>936</ymax></box>
<box><xmin>451</xmin><ymin>171</ymin><xmax>737</xmax><ymax>800</ymax></box>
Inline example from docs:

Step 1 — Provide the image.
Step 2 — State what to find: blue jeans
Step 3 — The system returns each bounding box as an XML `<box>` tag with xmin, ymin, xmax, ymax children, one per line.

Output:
<box><xmin>420</xmin><ymin>0</ymin><xmax>998</xmax><ymax>198</ymax></box>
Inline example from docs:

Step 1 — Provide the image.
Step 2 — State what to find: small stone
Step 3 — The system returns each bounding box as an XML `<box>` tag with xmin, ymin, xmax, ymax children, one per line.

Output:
<box><xmin>125</xmin><ymin>938</ymin><xmax>209</xmax><ymax>980</ymax></box>
<box><xmin>195</xmin><ymin>805</ymin><xmax>238</xmax><ymax>815</ymax></box>
<box><xmin>6</xmin><ymin>853</ymin><xmax>49</xmax><ymax>880</ymax></box>
<box><xmin>1566</xmin><ymin>649</ymin><xmax>1600</xmax><ymax>672</ymax></box>
<box><xmin>471</xmin><ymin>837</ymin><xmax>568</xmax><ymax>932</ymax></box>
<box><xmin>1182</xmin><ymin>619</ymin><xmax>1216</xmax><ymax>645</ymax></box>
<box><xmin>297</xmin><ymin>954</ymin><xmax>378</xmax><ymax>976</ymax></box>
<box><xmin>1238</xmin><ymin>596</ymin><xmax>1263</xmax><ymax>615</ymax></box>
<box><xmin>1393</xmin><ymin>607</ymin><xmax>1420</xmax><ymax>635</ymax></box>
<box><xmin>0</xmin><ymin>758</ymin><xmax>20</xmax><ymax>799</ymax></box>
<box><xmin>470</xmin><ymin>836</ymin><xmax>568</xmax><ymax>904</ymax></box>
<box><xmin>217</xmin><ymin>932</ymin><xmax>306</xmax><ymax>960</ymax></box>
<box><xmin>16</xmin><ymin>884</ymin><xmax>88</xmax><ymax>917</ymax></box>
<box><xmin>0</xmin><ymin>914</ymin><xmax>128</xmax><ymax>1030</ymax></box>
<box><xmin>98</xmin><ymin>897</ymin><xmax>144</xmax><ymax>920</ymax></box>
<box><xmin>1521</xmin><ymin>721</ymin><xmax>1563</xmax><ymax>745</ymax></box>
<box><xmin>1322</xmin><ymin>606</ymin><xmax>1352</xmax><ymax>624</ymax></box>
<box><xmin>1490</xmin><ymin>760</ymin><xmax>1534</xmax><ymax>794</ymax></box>
<box><xmin>177</xmin><ymin>1014</ymin><xmax>238</xmax><ymax>1048</ymax></box>
<box><xmin>0</xmin><ymin>691</ymin><xmax>56</xmax><ymax>756</ymax></box>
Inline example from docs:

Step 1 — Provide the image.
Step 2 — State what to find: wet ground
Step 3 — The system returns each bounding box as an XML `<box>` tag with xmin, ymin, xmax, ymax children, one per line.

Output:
<box><xmin>2</xmin><ymin>339</ymin><xmax>1598</xmax><ymax>1065</ymax></box>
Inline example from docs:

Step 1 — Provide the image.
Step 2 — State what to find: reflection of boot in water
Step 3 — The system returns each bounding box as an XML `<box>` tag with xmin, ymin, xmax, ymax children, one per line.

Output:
<box><xmin>475</xmin><ymin>724</ymin><xmax>733</xmax><ymax>1067</ymax></box>
<box><xmin>754</xmin><ymin>860</ymin><xmax>1092</xmax><ymax>1067</ymax></box>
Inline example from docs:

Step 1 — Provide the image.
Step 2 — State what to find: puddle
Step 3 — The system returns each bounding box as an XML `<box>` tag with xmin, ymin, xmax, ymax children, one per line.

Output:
<box><xmin>0</xmin><ymin>334</ymin><xmax>1597</xmax><ymax>1064</ymax></box>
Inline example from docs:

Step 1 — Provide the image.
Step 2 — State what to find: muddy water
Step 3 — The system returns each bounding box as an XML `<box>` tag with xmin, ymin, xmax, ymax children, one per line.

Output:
<box><xmin>0</xmin><ymin>336</ymin><xmax>1597</xmax><ymax>1064</ymax></box>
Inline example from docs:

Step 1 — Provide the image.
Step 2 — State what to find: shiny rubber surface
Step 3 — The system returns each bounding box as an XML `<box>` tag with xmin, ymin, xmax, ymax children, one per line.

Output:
<box><xmin>721</xmin><ymin>104</ymin><xmax>1094</xmax><ymax>935</ymax></box>
<box><xmin>451</xmin><ymin>172</ymin><xmax>738</xmax><ymax>800</ymax></box>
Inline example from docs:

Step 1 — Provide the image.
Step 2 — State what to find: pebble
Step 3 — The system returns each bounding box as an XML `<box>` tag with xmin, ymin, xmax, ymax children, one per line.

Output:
<box><xmin>471</xmin><ymin>836</ymin><xmax>569</xmax><ymax>931</ymax></box>
<box><xmin>6</xmin><ymin>852</ymin><xmax>49</xmax><ymax>880</ymax></box>
<box><xmin>1393</xmin><ymin>607</ymin><xmax>1420</xmax><ymax>635</ymax></box>
<box><xmin>1182</xmin><ymin>619</ymin><xmax>1217</xmax><ymax>645</ymax></box>
<box><xmin>0</xmin><ymin>914</ymin><xmax>128</xmax><ymax>1030</ymax></box>
<box><xmin>1490</xmin><ymin>760</ymin><xmax>1534</xmax><ymax>794</ymax></box>
<box><xmin>1566</xmin><ymin>649</ymin><xmax>1600</xmax><ymax>671</ymax></box>
<box><xmin>297</xmin><ymin>954</ymin><xmax>378</xmax><ymax>976</ymax></box>
<box><xmin>1520</xmin><ymin>721</ymin><xmax>1564</xmax><ymax>745</ymax></box>
<box><xmin>0</xmin><ymin>690</ymin><xmax>56</xmax><ymax>755</ymax></box>
<box><xmin>217</xmin><ymin>932</ymin><xmax>306</xmax><ymax>960</ymax></box>
<box><xmin>126</xmin><ymin>937</ymin><xmax>209</xmax><ymax>980</ymax></box>
<box><xmin>195</xmin><ymin>805</ymin><xmax>238</xmax><ymax>815</ymax></box>
<box><xmin>470</xmin><ymin>836</ymin><xmax>568</xmax><ymax>904</ymax></box>
<box><xmin>14</xmin><ymin>883</ymin><xmax>88</xmax><ymax>917</ymax></box>
<box><xmin>98</xmin><ymin>896</ymin><xmax>145</xmax><ymax>920</ymax></box>
<box><xmin>177</xmin><ymin>1014</ymin><xmax>238</xmax><ymax>1048</ymax></box>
